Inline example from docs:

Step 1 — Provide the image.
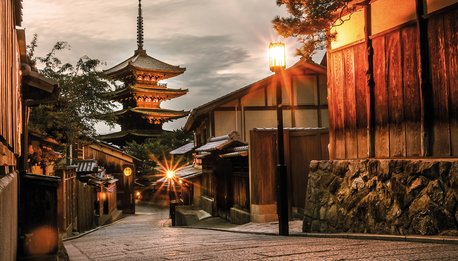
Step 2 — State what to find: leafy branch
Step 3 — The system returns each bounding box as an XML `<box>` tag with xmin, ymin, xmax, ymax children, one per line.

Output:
<box><xmin>273</xmin><ymin>0</ymin><xmax>354</xmax><ymax>58</ymax></box>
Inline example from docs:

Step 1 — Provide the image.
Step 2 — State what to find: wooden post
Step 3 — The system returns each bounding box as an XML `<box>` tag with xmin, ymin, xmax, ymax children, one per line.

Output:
<box><xmin>415</xmin><ymin>0</ymin><xmax>433</xmax><ymax>157</ymax></box>
<box><xmin>364</xmin><ymin>2</ymin><xmax>376</xmax><ymax>158</ymax></box>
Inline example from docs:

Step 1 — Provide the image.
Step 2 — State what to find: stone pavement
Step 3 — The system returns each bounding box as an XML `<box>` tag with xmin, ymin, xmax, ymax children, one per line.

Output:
<box><xmin>188</xmin><ymin>216</ymin><xmax>458</xmax><ymax>244</ymax></box>
<box><xmin>64</xmin><ymin>204</ymin><xmax>458</xmax><ymax>260</ymax></box>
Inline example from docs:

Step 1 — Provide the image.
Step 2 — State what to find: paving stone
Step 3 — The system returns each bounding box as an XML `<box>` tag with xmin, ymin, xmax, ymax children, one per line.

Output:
<box><xmin>65</xmin><ymin>203</ymin><xmax>458</xmax><ymax>260</ymax></box>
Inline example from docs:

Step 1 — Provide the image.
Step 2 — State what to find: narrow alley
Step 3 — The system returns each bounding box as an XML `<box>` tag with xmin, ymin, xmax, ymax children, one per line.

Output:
<box><xmin>64</xmin><ymin>204</ymin><xmax>458</xmax><ymax>261</ymax></box>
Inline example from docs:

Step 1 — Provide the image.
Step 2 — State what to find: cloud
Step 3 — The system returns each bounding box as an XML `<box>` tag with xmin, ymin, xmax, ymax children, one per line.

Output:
<box><xmin>23</xmin><ymin>0</ymin><xmax>300</xmax><ymax>132</ymax></box>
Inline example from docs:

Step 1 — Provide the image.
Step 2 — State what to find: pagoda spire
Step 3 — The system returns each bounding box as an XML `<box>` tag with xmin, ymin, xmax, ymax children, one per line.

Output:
<box><xmin>137</xmin><ymin>0</ymin><xmax>144</xmax><ymax>51</ymax></box>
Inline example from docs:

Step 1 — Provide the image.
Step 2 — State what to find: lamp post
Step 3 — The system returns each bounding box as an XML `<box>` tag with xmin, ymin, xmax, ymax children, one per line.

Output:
<box><xmin>166</xmin><ymin>170</ymin><xmax>175</xmax><ymax>201</ymax></box>
<box><xmin>269</xmin><ymin>41</ymin><xmax>289</xmax><ymax>236</ymax></box>
<box><xmin>166</xmin><ymin>169</ymin><xmax>176</xmax><ymax>224</ymax></box>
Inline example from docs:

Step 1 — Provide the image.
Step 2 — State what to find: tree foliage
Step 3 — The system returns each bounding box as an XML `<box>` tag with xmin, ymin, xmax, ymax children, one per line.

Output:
<box><xmin>124</xmin><ymin>129</ymin><xmax>193</xmax><ymax>175</ymax></box>
<box><xmin>273</xmin><ymin>0</ymin><xmax>354</xmax><ymax>58</ymax></box>
<box><xmin>27</xmin><ymin>35</ymin><xmax>116</xmax><ymax>143</ymax></box>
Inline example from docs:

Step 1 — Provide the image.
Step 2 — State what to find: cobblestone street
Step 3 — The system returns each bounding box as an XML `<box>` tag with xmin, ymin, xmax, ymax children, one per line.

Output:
<box><xmin>64</xmin><ymin>204</ymin><xmax>458</xmax><ymax>261</ymax></box>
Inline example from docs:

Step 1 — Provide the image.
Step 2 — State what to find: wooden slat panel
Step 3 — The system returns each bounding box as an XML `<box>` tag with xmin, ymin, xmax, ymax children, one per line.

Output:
<box><xmin>289</xmin><ymin>134</ymin><xmax>321</xmax><ymax>210</ymax></box>
<box><xmin>402</xmin><ymin>25</ymin><xmax>422</xmax><ymax>157</ymax></box>
<box><xmin>333</xmin><ymin>51</ymin><xmax>346</xmax><ymax>159</ymax></box>
<box><xmin>343</xmin><ymin>48</ymin><xmax>358</xmax><ymax>159</ymax></box>
<box><xmin>327</xmin><ymin>52</ymin><xmax>336</xmax><ymax>159</ymax></box>
<box><xmin>386</xmin><ymin>30</ymin><xmax>406</xmax><ymax>157</ymax></box>
<box><xmin>0</xmin><ymin>0</ymin><xmax>4</xmax><ymax>141</ymax></box>
<box><xmin>249</xmin><ymin>130</ymin><xmax>276</xmax><ymax>205</ymax></box>
<box><xmin>6</xmin><ymin>0</ymin><xmax>12</xmax><ymax>148</ymax></box>
<box><xmin>428</xmin><ymin>15</ymin><xmax>451</xmax><ymax>156</ymax></box>
<box><xmin>444</xmin><ymin>8</ymin><xmax>458</xmax><ymax>156</ymax></box>
<box><xmin>373</xmin><ymin>36</ymin><xmax>390</xmax><ymax>158</ymax></box>
<box><xmin>354</xmin><ymin>43</ymin><xmax>368</xmax><ymax>159</ymax></box>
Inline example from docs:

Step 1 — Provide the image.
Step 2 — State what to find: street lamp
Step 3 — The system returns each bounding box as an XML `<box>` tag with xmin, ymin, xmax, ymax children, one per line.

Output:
<box><xmin>166</xmin><ymin>169</ymin><xmax>175</xmax><ymax>199</ymax></box>
<box><xmin>166</xmin><ymin>170</ymin><xmax>175</xmax><ymax>180</ymax></box>
<box><xmin>269</xmin><ymin>41</ymin><xmax>289</xmax><ymax>236</ymax></box>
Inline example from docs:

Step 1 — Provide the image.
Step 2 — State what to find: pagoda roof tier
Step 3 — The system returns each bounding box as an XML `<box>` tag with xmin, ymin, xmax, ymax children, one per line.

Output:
<box><xmin>104</xmin><ymin>49</ymin><xmax>186</xmax><ymax>80</ymax></box>
<box><xmin>103</xmin><ymin>86</ymin><xmax>188</xmax><ymax>101</ymax></box>
<box><xmin>98</xmin><ymin>129</ymin><xmax>163</xmax><ymax>143</ymax></box>
<box><xmin>114</xmin><ymin>107</ymin><xmax>189</xmax><ymax>123</ymax></box>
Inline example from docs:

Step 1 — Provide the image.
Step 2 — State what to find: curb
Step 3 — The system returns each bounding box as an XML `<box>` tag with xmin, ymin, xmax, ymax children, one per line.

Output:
<box><xmin>293</xmin><ymin>232</ymin><xmax>458</xmax><ymax>245</ymax></box>
<box><xmin>182</xmin><ymin>226</ymin><xmax>458</xmax><ymax>245</ymax></box>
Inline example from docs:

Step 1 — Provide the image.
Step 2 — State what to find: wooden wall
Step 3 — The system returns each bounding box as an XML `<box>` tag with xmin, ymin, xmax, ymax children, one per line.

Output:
<box><xmin>201</xmin><ymin>156</ymin><xmax>216</xmax><ymax>198</ymax></box>
<box><xmin>250</xmin><ymin>128</ymin><xmax>329</xmax><ymax>212</ymax></box>
<box><xmin>0</xmin><ymin>0</ymin><xmax>22</xmax><ymax>167</ymax></box>
<box><xmin>1</xmin><ymin>1</ymin><xmax>21</xmax><ymax>259</ymax></box>
<box><xmin>77</xmin><ymin>181</ymin><xmax>96</xmax><ymax>233</ymax></box>
<box><xmin>328</xmin><ymin>4</ymin><xmax>458</xmax><ymax>159</ymax></box>
<box><xmin>286</xmin><ymin>129</ymin><xmax>329</xmax><ymax>212</ymax></box>
<box><xmin>249</xmin><ymin>130</ymin><xmax>277</xmax><ymax>206</ymax></box>
<box><xmin>83</xmin><ymin>144</ymin><xmax>134</xmax><ymax>173</ymax></box>
<box><xmin>428</xmin><ymin>8</ymin><xmax>458</xmax><ymax>156</ymax></box>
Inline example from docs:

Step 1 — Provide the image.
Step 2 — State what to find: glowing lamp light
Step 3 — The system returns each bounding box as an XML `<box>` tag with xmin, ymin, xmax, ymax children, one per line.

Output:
<box><xmin>166</xmin><ymin>170</ymin><xmax>175</xmax><ymax>179</ymax></box>
<box><xmin>123</xmin><ymin>166</ymin><xmax>133</xmax><ymax>177</ymax></box>
<box><xmin>269</xmin><ymin>42</ymin><xmax>286</xmax><ymax>72</ymax></box>
<box><xmin>178</xmin><ymin>179</ymin><xmax>183</xmax><ymax>185</ymax></box>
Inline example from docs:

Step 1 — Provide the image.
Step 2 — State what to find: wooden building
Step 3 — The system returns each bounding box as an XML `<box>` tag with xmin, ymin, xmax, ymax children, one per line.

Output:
<box><xmin>195</xmin><ymin>132</ymin><xmax>249</xmax><ymax>224</ymax></box>
<box><xmin>76</xmin><ymin>139</ymin><xmax>137</xmax><ymax>214</ymax></box>
<box><xmin>184</xmin><ymin>58</ymin><xmax>328</xmax><ymax>144</ymax></box>
<box><xmin>327</xmin><ymin>0</ymin><xmax>458</xmax><ymax>159</ymax></box>
<box><xmin>0</xmin><ymin>1</ymin><xmax>23</xmax><ymax>259</ymax></box>
<box><xmin>304</xmin><ymin>0</ymin><xmax>458</xmax><ymax>235</ymax></box>
<box><xmin>185</xmin><ymin>58</ymin><xmax>329</xmax><ymax>223</ymax></box>
<box><xmin>99</xmin><ymin>0</ymin><xmax>188</xmax><ymax>146</ymax></box>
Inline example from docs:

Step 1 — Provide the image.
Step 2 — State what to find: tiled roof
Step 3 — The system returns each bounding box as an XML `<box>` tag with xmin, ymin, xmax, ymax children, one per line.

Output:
<box><xmin>170</xmin><ymin>142</ymin><xmax>195</xmax><ymax>155</ymax></box>
<box><xmin>219</xmin><ymin>145</ymin><xmax>249</xmax><ymax>158</ymax></box>
<box><xmin>104</xmin><ymin>50</ymin><xmax>185</xmax><ymax>76</ymax></box>
<box><xmin>102</xmin><ymin>86</ymin><xmax>188</xmax><ymax>99</ymax></box>
<box><xmin>75</xmin><ymin>160</ymin><xmax>98</xmax><ymax>174</ymax></box>
<box><xmin>113</xmin><ymin>107</ymin><xmax>189</xmax><ymax>118</ymax></box>
<box><xmin>195</xmin><ymin>131</ymin><xmax>246</xmax><ymax>152</ymax></box>
<box><xmin>154</xmin><ymin>165</ymin><xmax>202</xmax><ymax>185</ymax></box>
<box><xmin>98</xmin><ymin>129</ymin><xmax>163</xmax><ymax>140</ymax></box>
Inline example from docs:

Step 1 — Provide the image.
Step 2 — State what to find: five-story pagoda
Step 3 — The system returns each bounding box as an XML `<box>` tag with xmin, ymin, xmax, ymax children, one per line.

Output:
<box><xmin>99</xmin><ymin>0</ymin><xmax>188</xmax><ymax>146</ymax></box>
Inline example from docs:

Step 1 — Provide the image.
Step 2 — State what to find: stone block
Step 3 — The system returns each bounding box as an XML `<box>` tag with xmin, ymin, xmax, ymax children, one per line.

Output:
<box><xmin>311</xmin><ymin>220</ymin><xmax>321</xmax><ymax>232</ymax></box>
<box><xmin>426</xmin><ymin>180</ymin><xmax>444</xmax><ymax>204</ymax></box>
<box><xmin>200</xmin><ymin>196</ymin><xmax>215</xmax><ymax>216</ymax></box>
<box><xmin>230</xmin><ymin>207</ymin><xmax>250</xmax><ymax>225</ymax></box>
<box><xmin>302</xmin><ymin>216</ymin><xmax>312</xmax><ymax>232</ymax></box>
<box><xmin>420</xmin><ymin>162</ymin><xmax>440</xmax><ymax>180</ymax></box>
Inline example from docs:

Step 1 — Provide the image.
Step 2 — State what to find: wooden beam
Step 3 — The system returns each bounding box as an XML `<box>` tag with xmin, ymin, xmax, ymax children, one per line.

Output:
<box><xmin>364</xmin><ymin>3</ymin><xmax>375</xmax><ymax>158</ymax></box>
<box><xmin>415</xmin><ymin>0</ymin><xmax>433</xmax><ymax>156</ymax></box>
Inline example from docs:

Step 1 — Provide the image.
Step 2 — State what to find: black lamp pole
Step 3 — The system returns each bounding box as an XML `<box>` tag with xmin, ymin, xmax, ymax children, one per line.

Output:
<box><xmin>269</xmin><ymin>41</ymin><xmax>288</xmax><ymax>236</ymax></box>
<box><xmin>275</xmin><ymin>70</ymin><xmax>289</xmax><ymax>236</ymax></box>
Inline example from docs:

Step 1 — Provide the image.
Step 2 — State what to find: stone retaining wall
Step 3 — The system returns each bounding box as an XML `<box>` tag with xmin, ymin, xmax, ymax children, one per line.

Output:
<box><xmin>303</xmin><ymin>159</ymin><xmax>458</xmax><ymax>235</ymax></box>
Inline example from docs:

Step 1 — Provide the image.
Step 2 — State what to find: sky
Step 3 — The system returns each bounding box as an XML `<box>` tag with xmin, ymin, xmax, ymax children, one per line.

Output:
<box><xmin>23</xmin><ymin>0</ymin><xmax>302</xmax><ymax>133</ymax></box>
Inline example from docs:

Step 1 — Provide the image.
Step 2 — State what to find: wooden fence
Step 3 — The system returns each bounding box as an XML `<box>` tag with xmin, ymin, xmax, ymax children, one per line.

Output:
<box><xmin>250</xmin><ymin>128</ymin><xmax>329</xmax><ymax>215</ymax></box>
<box><xmin>76</xmin><ymin>181</ymin><xmax>96</xmax><ymax>232</ymax></box>
<box><xmin>57</xmin><ymin>168</ymin><xmax>77</xmax><ymax>237</ymax></box>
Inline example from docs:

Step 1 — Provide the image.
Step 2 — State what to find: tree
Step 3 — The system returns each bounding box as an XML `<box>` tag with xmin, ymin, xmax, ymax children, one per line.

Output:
<box><xmin>27</xmin><ymin>35</ymin><xmax>116</xmax><ymax>144</ymax></box>
<box><xmin>273</xmin><ymin>0</ymin><xmax>353</xmax><ymax>58</ymax></box>
<box><xmin>124</xmin><ymin>129</ymin><xmax>193</xmax><ymax>175</ymax></box>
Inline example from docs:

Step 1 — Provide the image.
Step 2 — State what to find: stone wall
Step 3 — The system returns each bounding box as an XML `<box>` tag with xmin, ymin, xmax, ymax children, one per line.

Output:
<box><xmin>303</xmin><ymin>159</ymin><xmax>458</xmax><ymax>235</ymax></box>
